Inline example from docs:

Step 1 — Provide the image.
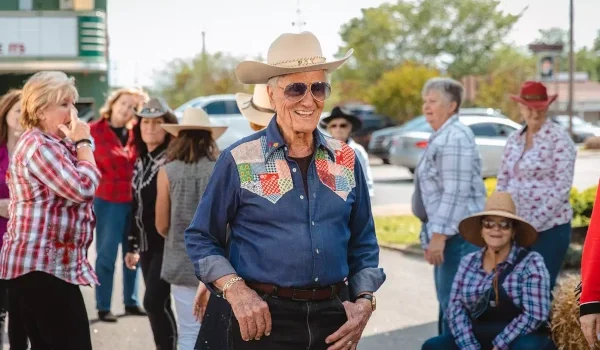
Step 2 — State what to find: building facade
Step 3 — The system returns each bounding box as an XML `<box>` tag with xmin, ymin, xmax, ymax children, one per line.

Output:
<box><xmin>0</xmin><ymin>0</ymin><xmax>108</xmax><ymax>120</ymax></box>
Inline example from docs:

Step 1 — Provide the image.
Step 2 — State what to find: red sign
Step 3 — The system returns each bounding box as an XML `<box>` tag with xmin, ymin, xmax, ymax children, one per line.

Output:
<box><xmin>0</xmin><ymin>42</ymin><xmax>26</xmax><ymax>55</ymax></box>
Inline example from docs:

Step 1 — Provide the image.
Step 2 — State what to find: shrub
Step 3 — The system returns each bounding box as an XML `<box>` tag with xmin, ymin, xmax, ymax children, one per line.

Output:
<box><xmin>584</xmin><ymin>136</ymin><xmax>600</xmax><ymax>150</ymax></box>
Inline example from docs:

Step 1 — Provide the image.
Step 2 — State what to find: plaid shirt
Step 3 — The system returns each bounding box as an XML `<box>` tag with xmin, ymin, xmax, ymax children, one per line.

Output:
<box><xmin>416</xmin><ymin>115</ymin><xmax>486</xmax><ymax>249</ymax></box>
<box><xmin>89</xmin><ymin>118</ymin><xmax>136</xmax><ymax>203</ymax></box>
<box><xmin>447</xmin><ymin>245</ymin><xmax>551</xmax><ymax>350</ymax></box>
<box><xmin>0</xmin><ymin>128</ymin><xmax>101</xmax><ymax>286</ymax></box>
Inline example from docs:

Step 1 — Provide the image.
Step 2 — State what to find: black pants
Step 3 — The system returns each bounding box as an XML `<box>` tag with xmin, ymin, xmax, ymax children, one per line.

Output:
<box><xmin>140</xmin><ymin>252</ymin><xmax>177</xmax><ymax>350</ymax></box>
<box><xmin>196</xmin><ymin>293</ymin><xmax>231</xmax><ymax>349</ymax></box>
<box><xmin>227</xmin><ymin>288</ymin><xmax>349</xmax><ymax>350</ymax></box>
<box><xmin>10</xmin><ymin>271</ymin><xmax>91</xmax><ymax>350</ymax></box>
<box><xmin>0</xmin><ymin>280</ymin><xmax>28</xmax><ymax>349</ymax></box>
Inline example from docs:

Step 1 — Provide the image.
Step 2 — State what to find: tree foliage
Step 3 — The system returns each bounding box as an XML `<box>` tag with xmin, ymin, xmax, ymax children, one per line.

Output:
<box><xmin>366</xmin><ymin>62</ymin><xmax>439</xmax><ymax>122</ymax></box>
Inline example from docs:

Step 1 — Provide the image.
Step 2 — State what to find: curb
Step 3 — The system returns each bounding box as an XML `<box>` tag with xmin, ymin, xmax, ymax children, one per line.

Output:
<box><xmin>379</xmin><ymin>242</ymin><xmax>423</xmax><ymax>257</ymax></box>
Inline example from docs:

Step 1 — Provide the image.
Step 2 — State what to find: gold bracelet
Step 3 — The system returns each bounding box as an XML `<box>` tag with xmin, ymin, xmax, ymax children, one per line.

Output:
<box><xmin>76</xmin><ymin>142</ymin><xmax>92</xmax><ymax>150</ymax></box>
<box><xmin>222</xmin><ymin>276</ymin><xmax>243</xmax><ymax>300</ymax></box>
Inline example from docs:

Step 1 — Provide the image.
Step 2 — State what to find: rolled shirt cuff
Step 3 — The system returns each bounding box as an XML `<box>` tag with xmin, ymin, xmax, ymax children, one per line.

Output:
<box><xmin>580</xmin><ymin>301</ymin><xmax>600</xmax><ymax>317</ymax></box>
<box><xmin>348</xmin><ymin>267</ymin><xmax>386</xmax><ymax>300</ymax></box>
<box><xmin>195</xmin><ymin>255</ymin><xmax>237</xmax><ymax>295</ymax></box>
<box><xmin>427</xmin><ymin>222</ymin><xmax>457</xmax><ymax>236</ymax></box>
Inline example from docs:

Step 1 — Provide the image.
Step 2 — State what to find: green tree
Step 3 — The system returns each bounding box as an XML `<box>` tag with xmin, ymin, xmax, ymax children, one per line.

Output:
<box><xmin>366</xmin><ymin>62</ymin><xmax>439</xmax><ymax>122</ymax></box>
<box><xmin>534</xmin><ymin>27</ymin><xmax>568</xmax><ymax>45</ymax></box>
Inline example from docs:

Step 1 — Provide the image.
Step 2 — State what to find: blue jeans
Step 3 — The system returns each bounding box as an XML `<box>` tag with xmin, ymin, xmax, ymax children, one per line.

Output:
<box><xmin>530</xmin><ymin>222</ymin><xmax>571</xmax><ymax>292</ymax></box>
<box><xmin>422</xmin><ymin>333</ymin><xmax>556</xmax><ymax>350</ymax></box>
<box><xmin>434</xmin><ymin>235</ymin><xmax>478</xmax><ymax>335</ymax></box>
<box><xmin>94</xmin><ymin>198</ymin><xmax>140</xmax><ymax>311</ymax></box>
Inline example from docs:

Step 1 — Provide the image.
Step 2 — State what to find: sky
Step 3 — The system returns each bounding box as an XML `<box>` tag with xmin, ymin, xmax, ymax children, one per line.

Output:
<box><xmin>106</xmin><ymin>0</ymin><xmax>600</xmax><ymax>87</ymax></box>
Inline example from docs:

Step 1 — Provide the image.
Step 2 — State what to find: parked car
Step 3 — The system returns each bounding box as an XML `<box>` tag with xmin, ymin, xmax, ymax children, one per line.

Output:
<box><xmin>369</xmin><ymin>108</ymin><xmax>508</xmax><ymax>165</ymax></box>
<box><xmin>174</xmin><ymin>94</ymin><xmax>255</xmax><ymax>150</ymax></box>
<box><xmin>341</xmin><ymin>104</ymin><xmax>395</xmax><ymax>150</ymax></box>
<box><xmin>550</xmin><ymin>115</ymin><xmax>600</xmax><ymax>143</ymax></box>
<box><xmin>388</xmin><ymin>115</ymin><xmax>521</xmax><ymax>178</ymax></box>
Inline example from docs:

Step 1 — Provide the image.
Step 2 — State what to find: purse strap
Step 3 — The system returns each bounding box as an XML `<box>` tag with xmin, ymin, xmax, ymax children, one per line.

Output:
<box><xmin>498</xmin><ymin>249</ymin><xmax>530</xmax><ymax>286</ymax></box>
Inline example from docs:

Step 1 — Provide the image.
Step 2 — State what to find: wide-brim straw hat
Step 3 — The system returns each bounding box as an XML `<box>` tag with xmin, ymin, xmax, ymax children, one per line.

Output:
<box><xmin>134</xmin><ymin>98</ymin><xmax>173</xmax><ymax>118</ymax></box>
<box><xmin>509</xmin><ymin>81</ymin><xmax>558</xmax><ymax>111</ymax></box>
<box><xmin>458</xmin><ymin>191</ymin><xmax>538</xmax><ymax>248</ymax></box>
<box><xmin>235</xmin><ymin>31</ymin><xmax>353</xmax><ymax>84</ymax></box>
<box><xmin>161</xmin><ymin>107</ymin><xmax>227</xmax><ymax>138</ymax></box>
<box><xmin>235</xmin><ymin>84</ymin><xmax>275</xmax><ymax>127</ymax></box>
<box><xmin>320</xmin><ymin>106</ymin><xmax>363</xmax><ymax>132</ymax></box>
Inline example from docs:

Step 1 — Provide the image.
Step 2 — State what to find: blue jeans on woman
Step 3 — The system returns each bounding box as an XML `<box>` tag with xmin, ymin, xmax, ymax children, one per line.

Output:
<box><xmin>422</xmin><ymin>333</ymin><xmax>556</xmax><ymax>350</ymax></box>
<box><xmin>94</xmin><ymin>198</ymin><xmax>140</xmax><ymax>312</ymax></box>
<box><xmin>435</xmin><ymin>234</ymin><xmax>478</xmax><ymax>335</ymax></box>
<box><xmin>530</xmin><ymin>222</ymin><xmax>571</xmax><ymax>292</ymax></box>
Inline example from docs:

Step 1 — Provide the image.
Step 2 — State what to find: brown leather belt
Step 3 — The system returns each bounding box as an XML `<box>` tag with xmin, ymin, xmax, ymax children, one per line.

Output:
<box><xmin>246</xmin><ymin>281</ymin><xmax>346</xmax><ymax>301</ymax></box>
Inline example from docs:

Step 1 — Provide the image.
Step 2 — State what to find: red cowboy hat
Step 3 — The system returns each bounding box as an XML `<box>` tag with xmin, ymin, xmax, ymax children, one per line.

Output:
<box><xmin>509</xmin><ymin>81</ymin><xmax>558</xmax><ymax>111</ymax></box>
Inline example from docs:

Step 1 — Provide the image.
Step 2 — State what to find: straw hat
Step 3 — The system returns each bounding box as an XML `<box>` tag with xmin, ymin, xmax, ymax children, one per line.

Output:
<box><xmin>235</xmin><ymin>31</ymin><xmax>353</xmax><ymax>84</ymax></box>
<box><xmin>134</xmin><ymin>98</ymin><xmax>172</xmax><ymax>118</ymax></box>
<box><xmin>161</xmin><ymin>107</ymin><xmax>227</xmax><ymax>138</ymax></box>
<box><xmin>235</xmin><ymin>84</ymin><xmax>275</xmax><ymax>127</ymax></box>
<box><xmin>458</xmin><ymin>192</ymin><xmax>538</xmax><ymax>248</ymax></box>
<box><xmin>509</xmin><ymin>81</ymin><xmax>558</xmax><ymax>111</ymax></box>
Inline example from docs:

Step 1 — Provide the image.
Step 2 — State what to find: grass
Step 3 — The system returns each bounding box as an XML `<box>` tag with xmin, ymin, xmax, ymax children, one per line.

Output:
<box><xmin>374</xmin><ymin>215</ymin><xmax>422</xmax><ymax>247</ymax></box>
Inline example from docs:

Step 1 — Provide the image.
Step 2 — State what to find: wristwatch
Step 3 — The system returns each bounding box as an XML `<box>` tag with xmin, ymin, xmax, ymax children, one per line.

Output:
<box><xmin>356</xmin><ymin>294</ymin><xmax>376</xmax><ymax>311</ymax></box>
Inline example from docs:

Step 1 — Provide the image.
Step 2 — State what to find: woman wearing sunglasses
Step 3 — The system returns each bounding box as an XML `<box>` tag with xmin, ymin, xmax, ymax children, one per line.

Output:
<box><xmin>422</xmin><ymin>191</ymin><xmax>555</xmax><ymax>350</ymax></box>
<box><xmin>322</xmin><ymin>106</ymin><xmax>373</xmax><ymax>197</ymax></box>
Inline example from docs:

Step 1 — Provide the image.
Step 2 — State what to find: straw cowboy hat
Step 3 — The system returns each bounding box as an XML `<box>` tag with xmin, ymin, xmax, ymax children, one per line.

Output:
<box><xmin>320</xmin><ymin>106</ymin><xmax>363</xmax><ymax>132</ymax></box>
<box><xmin>161</xmin><ymin>107</ymin><xmax>227</xmax><ymax>139</ymax></box>
<box><xmin>235</xmin><ymin>84</ymin><xmax>275</xmax><ymax>127</ymax></box>
<box><xmin>135</xmin><ymin>98</ymin><xmax>173</xmax><ymax>119</ymax></box>
<box><xmin>510</xmin><ymin>81</ymin><xmax>558</xmax><ymax>111</ymax></box>
<box><xmin>458</xmin><ymin>192</ymin><xmax>538</xmax><ymax>248</ymax></box>
<box><xmin>235</xmin><ymin>31</ymin><xmax>353</xmax><ymax>84</ymax></box>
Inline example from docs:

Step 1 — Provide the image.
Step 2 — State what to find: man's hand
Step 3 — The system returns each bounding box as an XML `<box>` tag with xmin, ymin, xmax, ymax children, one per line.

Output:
<box><xmin>124</xmin><ymin>252</ymin><xmax>139</xmax><ymax>270</ymax></box>
<box><xmin>580</xmin><ymin>313</ymin><xmax>600</xmax><ymax>348</ymax></box>
<box><xmin>426</xmin><ymin>233</ymin><xmax>446</xmax><ymax>266</ymax></box>
<box><xmin>225</xmin><ymin>281</ymin><xmax>272</xmax><ymax>342</ymax></box>
<box><xmin>325</xmin><ymin>299</ymin><xmax>373</xmax><ymax>350</ymax></box>
<box><xmin>0</xmin><ymin>199</ymin><xmax>9</xmax><ymax>219</ymax></box>
<box><xmin>192</xmin><ymin>283</ymin><xmax>210</xmax><ymax>322</ymax></box>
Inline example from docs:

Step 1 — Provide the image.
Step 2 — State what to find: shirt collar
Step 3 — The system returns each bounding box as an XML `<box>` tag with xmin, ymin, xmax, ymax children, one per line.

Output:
<box><xmin>519</xmin><ymin>119</ymin><xmax>552</xmax><ymax>138</ymax></box>
<box><xmin>477</xmin><ymin>243</ymin><xmax>521</xmax><ymax>269</ymax></box>
<box><xmin>264</xmin><ymin>115</ymin><xmax>335</xmax><ymax>160</ymax></box>
<box><xmin>431</xmin><ymin>114</ymin><xmax>459</xmax><ymax>137</ymax></box>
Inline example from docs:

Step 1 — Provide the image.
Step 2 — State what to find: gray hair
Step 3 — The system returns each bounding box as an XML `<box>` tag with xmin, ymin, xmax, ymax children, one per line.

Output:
<box><xmin>422</xmin><ymin>77</ymin><xmax>464</xmax><ymax>113</ymax></box>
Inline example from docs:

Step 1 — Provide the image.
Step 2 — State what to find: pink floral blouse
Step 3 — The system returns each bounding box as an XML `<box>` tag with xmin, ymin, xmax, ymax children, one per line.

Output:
<box><xmin>496</xmin><ymin>120</ymin><xmax>576</xmax><ymax>232</ymax></box>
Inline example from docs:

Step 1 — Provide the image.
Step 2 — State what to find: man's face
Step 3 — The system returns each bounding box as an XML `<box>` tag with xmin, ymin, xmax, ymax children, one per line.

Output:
<box><xmin>326</xmin><ymin>117</ymin><xmax>352</xmax><ymax>142</ymax></box>
<box><xmin>268</xmin><ymin>70</ymin><xmax>328</xmax><ymax>135</ymax></box>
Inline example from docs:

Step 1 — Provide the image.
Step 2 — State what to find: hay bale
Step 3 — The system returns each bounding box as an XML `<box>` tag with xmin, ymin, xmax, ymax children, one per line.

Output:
<box><xmin>584</xmin><ymin>136</ymin><xmax>600</xmax><ymax>150</ymax></box>
<box><xmin>551</xmin><ymin>274</ymin><xmax>598</xmax><ymax>349</ymax></box>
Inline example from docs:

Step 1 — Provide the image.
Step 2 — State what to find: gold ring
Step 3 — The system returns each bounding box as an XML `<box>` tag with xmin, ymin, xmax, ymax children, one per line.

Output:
<box><xmin>348</xmin><ymin>340</ymin><xmax>353</xmax><ymax>345</ymax></box>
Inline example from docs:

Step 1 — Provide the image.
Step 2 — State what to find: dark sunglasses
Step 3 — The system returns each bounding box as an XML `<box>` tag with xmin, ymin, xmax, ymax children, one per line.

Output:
<box><xmin>329</xmin><ymin>123</ymin><xmax>350</xmax><ymax>129</ymax></box>
<box><xmin>279</xmin><ymin>82</ymin><xmax>331</xmax><ymax>103</ymax></box>
<box><xmin>482</xmin><ymin>219</ymin><xmax>512</xmax><ymax>231</ymax></box>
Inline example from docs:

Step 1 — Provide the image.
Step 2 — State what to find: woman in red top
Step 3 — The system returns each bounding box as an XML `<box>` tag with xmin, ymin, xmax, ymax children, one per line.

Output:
<box><xmin>89</xmin><ymin>88</ymin><xmax>148</xmax><ymax>322</ymax></box>
<box><xmin>580</xmin><ymin>185</ymin><xmax>600</xmax><ymax>347</ymax></box>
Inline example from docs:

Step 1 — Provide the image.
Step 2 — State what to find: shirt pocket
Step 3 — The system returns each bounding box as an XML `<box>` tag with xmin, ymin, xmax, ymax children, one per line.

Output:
<box><xmin>237</xmin><ymin>157</ymin><xmax>293</xmax><ymax>204</ymax></box>
<box><xmin>315</xmin><ymin>148</ymin><xmax>355</xmax><ymax>201</ymax></box>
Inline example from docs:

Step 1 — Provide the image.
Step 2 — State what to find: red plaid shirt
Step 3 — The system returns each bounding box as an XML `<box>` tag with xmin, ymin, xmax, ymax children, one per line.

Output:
<box><xmin>0</xmin><ymin>128</ymin><xmax>101</xmax><ymax>285</ymax></box>
<box><xmin>89</xmin><ymin>118</ymin><xmax>136</xmax><ymax>202</ymax></box>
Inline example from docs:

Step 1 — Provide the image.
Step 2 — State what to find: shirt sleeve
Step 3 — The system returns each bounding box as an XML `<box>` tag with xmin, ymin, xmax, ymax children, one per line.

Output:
<box><xmin>492</xmin><ymin>253</ymin><xmax>551</xmax><ymax>350</ymax></box>
<box><xmin>347</xmin><ymin>154</ymin><xmax>386</xmax><ymax>299</ymax></box>
<box><xmin>426</xmin><ymin>133</ymin><xmax>480</xmax><ymax>236</ymax></box>
<box><xmin>354</xmin><ymin>145</ymin><xmax>374</xmax><ymax>197</ymax></box>
<box><xmin>184</xmin><ymin>151</ymin><xmax>240</xmax><ymax>293</ymax></box>
<box><xmin>448</xmin><ymin>256</ymin><xmax>481</xmax><ymax>350</ymax></box>
<box><xmin>580</xmin><ymin>182</ymin><xmax>600</xmax><ymax>315</ymax></box>
<box><xmin>28</xmin><ymin>142</ymin><xmax>100</xmax><ymax>204</ymax></box>
<box><xmin>496</xmin><ymin>135</ymin><xmax>514</xmax><ymax>192</ymax></box>
<box><xmin>128</xmin><ymin>172</ymin><xmax>140</xmax><ymax>253</ymax></box>
<box><xmin>528</xmin><ymin>133</ymin><xmax>576</xmax><ymax>231</ymax></box>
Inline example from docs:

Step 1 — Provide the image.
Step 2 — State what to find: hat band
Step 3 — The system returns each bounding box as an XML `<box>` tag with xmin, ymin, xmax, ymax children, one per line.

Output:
<box><xmin>241</xmin><ymin>98</ymin><xmax>275</xmax><ymax>114</ymax></box>
<box><xmin>271</xmin><ymin>56</ymin><xmax>326</xmax><ymax>69</ymax></box>
<box><xmin>521</xmin><ymin>94</ymin><xmax>548</xmax><ymax>101</ymax></box>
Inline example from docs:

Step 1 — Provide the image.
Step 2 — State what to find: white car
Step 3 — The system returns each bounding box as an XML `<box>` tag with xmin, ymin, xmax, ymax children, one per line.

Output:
<box><xmin>174</xmin><ymin>94</ymin><xmax>254</xmax><ymax>150</ymax></box>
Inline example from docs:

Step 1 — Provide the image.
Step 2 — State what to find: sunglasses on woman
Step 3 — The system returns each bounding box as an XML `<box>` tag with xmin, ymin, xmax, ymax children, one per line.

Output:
<box><xmin>482</xmin><ymin>219</ymin><xmax>512</xmax><ymax>231</ymax></box>
<box><xmin>279</xmin><ymin>82</ymin><xmax>331</xmax><ymax>103</ymax></box>
<box><xmin>329</xmin><ymin>123</ymin><xmax>350</xmax><ymax>129</ymax></box>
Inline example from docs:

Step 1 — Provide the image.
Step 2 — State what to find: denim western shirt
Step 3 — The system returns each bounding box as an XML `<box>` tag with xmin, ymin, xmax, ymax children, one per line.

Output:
<box><xmin>184</xmin><ymin>117</ymin><xmax>385</xmax><ymax>298</ymax></box>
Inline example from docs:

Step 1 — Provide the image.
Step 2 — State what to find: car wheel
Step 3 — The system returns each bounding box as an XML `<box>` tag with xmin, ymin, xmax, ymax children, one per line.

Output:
<box><xmin>382</xmin><ymin>158</ymin><xmax>390</xmax><ymax>165</ymax></box>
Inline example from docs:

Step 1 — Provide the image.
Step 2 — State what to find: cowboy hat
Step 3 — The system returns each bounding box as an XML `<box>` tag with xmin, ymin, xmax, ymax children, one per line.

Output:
<box><xmin>235</xmin><ymin>31</ymin><xmax>353</xmax><ymax>84</ymax></box>
<box><xmin>458</xmin><ymin>191</ymin><xmax>538</xmax><ymax>248</ymax></box>
<box><xmin>320</xmin><ymin>106</ymin><xmax>362</xmax><ymax>132</ymax></box>
<box><xmin>161</xmin><ymin>107</ymin><xmax>227</xmax><ymax>139</ymax></box>
<box><xmin>235</xmin><ymin>84</ymin><xmax>275</xmax><ymax>127</ymax></box>
<box><xmin>135</xmin><ymin>98</ymin><xmax>173</xmax><ymax>118</ymax></box>
<box><xmin>509</xmin><ymin>81</ymin><xmax>558</xmax><ymax>111</ymax></box>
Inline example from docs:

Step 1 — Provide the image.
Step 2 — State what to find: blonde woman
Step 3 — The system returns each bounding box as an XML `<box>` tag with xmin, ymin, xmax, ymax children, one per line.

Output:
<box><xmin>0</xmin><ymin>71</ymin><xmax>100</xmax><ymax>349</ymax></box>
<box><xmin>89</xmin><ymin>88</ymin><xmax>148</xmax><ymax>322</ymax></box>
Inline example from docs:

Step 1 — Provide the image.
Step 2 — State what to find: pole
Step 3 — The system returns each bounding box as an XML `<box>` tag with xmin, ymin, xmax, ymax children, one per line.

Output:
<box><xmin>567</xmin><ymin>0</ymin><xmax>574</xmax><ymax>137</ymax></box>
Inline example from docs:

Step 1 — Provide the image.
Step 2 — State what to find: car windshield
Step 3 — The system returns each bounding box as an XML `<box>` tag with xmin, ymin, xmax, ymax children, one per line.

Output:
<box><xmin>555</xmin><ymin>115</ymin><xmax>587</xmax><ymax>126</ymax></box>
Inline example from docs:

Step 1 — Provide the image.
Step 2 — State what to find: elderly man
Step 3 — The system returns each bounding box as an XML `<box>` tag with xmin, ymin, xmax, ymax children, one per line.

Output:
<box><xmin>185</xmin><ymin>31</ymin><xmax>385</xmax><ymax>350</ymax></box>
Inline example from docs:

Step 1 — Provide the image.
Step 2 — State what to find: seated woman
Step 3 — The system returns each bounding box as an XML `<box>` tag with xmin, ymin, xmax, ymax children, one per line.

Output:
<box><xmin>423</xmin><ymin>192</ymin><xmax>555</xmax><ymax>350</ymax></box>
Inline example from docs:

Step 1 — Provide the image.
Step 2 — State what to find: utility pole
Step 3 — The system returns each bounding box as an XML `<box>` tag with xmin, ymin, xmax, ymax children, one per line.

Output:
<box><xmin>567</xmin><ymin>0</ymin><xmax>575</xmax><ymax>137</ymax></box>
<box><xmin>292</xmin><ymin>0</ymin><xmax>306</xmax><ymax>32</ymax></box>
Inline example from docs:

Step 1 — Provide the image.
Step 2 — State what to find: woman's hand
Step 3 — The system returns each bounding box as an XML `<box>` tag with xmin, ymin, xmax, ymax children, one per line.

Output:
<box><xmin>193</xmin><ymin>283</ymin><xmax>211</xmax><ymax>322</ymax></box>
<box><xmin>125</xmin><ymin>252</ymin><xmax>140</xmax><ymax>270</ymax></box>
<box><xmin>580</xmin><ymin>313</ymin><xmax>600</xmax><ymax>347</ymax></box>
<box><xmin>58</xmin><ymin>108</ymin><xmax>91</xmax><ymax>142</ymax></box>
<box><xmin>0</xmin><ymin>199</ymin><xmax>9</xmax><ymax>219</ymax></box>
